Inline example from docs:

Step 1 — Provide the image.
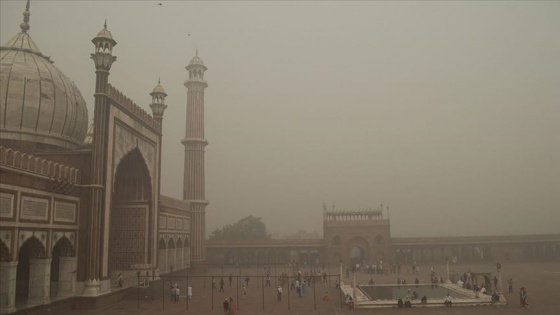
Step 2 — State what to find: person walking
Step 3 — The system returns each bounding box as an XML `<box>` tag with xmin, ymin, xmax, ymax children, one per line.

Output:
<box><xmin>508</xmin><ymin>278</ymin><xmax>513</xmax><ymax>294</ymax></box>
<box><xmin>220</xmin><ymin>277</ymin><xmax>225</xmax><ymax>292</ymax></box>
<box><xmin>277</xmin><ymin>285</ymin><xmax>283</xmax><ymax>302</ymax></box>
<box><xmin>520</xmin><ymin>287</ymin><xmax>529</xmax><ymax>308</ymax></box>
<box><xmin>229</xmin><ymin>274</ymin><xmax>233</xmax><ymax>287</ymax></box>
<box><xmin>222</xmin><ymin>298</ymin><xmax>229</xmax><ymax>315</ymax></box>
<box><xmin>187</xmin><ymin>284</ymin><xmax>192</xmax><ymax>300</ymax></box>
<box><xmin>242</xmin><ymin>283</ymin><xmax>247</xmax><ymax>299</ymax></box>
<box><xmin>228</xmin><ymin>298</ymin><xmax>236</xmax><ymax>315</ymax></box>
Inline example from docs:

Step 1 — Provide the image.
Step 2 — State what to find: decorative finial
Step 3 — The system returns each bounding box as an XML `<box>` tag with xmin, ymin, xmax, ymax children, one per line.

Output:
<box><xmin>104</xmin><ymin>19</ymin><xmax>107</xmax><ymax>29</ymax></box>
<box><xmin>20</xmin><ymin>0</ymin><xmax>31</xmax><ymax>34</ymax></box>
<box><xmin>158</xmin><ymin>77</ymin><xmax>161</xmax><ymax>84</ymax></box>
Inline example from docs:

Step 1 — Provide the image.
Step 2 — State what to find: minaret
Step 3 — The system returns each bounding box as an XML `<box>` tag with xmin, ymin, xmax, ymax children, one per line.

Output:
<box><xmin>85</xmin><ymin>20</ymin><xmax>116</xmax><ymax>295</ymax></box>
<box><xmin>182</xmin><ymin>51</ymin><xmax>208</xmax><ymax>269</ymax></box>
<box><xmin>149</xmin><ymin>78</ymin><xmax>168</xmax><ymax>130</ymax></box>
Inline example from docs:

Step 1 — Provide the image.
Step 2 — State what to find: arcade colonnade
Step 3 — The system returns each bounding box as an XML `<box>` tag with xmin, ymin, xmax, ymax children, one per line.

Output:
<box><xmin>0</xmin><ymin>234</ymin><xmax>77</xmax><ymax>313</ymax></box>
<box><xmin>157</xmin><ymin>235</ymin><xmax>191</xmax><ymax>274</ymax></box>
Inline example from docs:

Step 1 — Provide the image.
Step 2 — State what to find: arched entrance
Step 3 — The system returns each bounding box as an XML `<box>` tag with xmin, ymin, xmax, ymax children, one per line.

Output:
<box><xmin>109</xmin><ymin>149</ymin><xmax>152</xmax><ymax>277</ymax></box>
<box><xmin>50</xmin><ymin>237</ymin><xmax>74</xmax><ymax>298</ymax></box>
<box><xmin>16</xmin><ymin>237</ymin><xmax>46</xmax><ymax>304</ymax></box>
<box><xmin>157</xmin><ymin>238</ymin><xmax>167</xmax><ymax>273</ymax></box>
<box><xmin>176</xmin><ymin>238</ymin><xmax>183</xmax><ymax>270</ymax></box>
<box><xmin>167</xmin><ymin>238</ymin><xmax>175</xmax><ymax>272</ymax></box>
<box><xmin>347</xmin><ymin>237</ymin><xmax>369</xmax><ymax>265</ymax></box>
<box><xmin>350</xmin><ymin>247</ymin><xmax>365</xmax><ymax>265</ymax></box>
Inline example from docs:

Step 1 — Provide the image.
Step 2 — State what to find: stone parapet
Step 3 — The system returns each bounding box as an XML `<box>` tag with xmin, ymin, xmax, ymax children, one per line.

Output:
<box><xmin>106</xmin><ymin>84</ymin><xmax>158</xmax><ymax>132</ymax></box>
<box><xmin>0</xmin><ymin>146</ymin><xmax>80</xmax><ymax>183</ymax></box>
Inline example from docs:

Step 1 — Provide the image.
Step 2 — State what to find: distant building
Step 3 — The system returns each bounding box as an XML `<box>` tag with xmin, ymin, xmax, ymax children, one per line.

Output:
<box><xmin>0</xmin><ymin>2</ymin><xmax>207</xmax><ymax>313</ymax></box>
<box><xmin>207</xmin><ymin>204</ymin><xmax>560</xmax><ymax>266</ymax></box>
<box><xmin>283</xmin><ymin>230</ymin><xmax>320</xmax><ymax>240</ymax></box>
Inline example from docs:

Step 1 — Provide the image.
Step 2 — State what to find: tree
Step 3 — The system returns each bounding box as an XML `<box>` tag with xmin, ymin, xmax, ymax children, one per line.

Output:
<box><xmin>209</xmin><ymin>215</ymin><xmax>269</xmax><ymax>240</ymax></box>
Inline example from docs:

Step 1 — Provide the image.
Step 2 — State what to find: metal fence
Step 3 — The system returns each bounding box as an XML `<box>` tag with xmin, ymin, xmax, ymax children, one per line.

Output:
<box><xmin>134</xmin><ymin>265</ymin><xmax>345</xmax><ymax>312</ymax></box>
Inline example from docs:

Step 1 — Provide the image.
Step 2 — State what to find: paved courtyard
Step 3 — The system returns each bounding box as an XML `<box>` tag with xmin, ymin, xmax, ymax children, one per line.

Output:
<box><xmin>23</xmin><ymin>261</ymin><xmax>560</xmax><ymax>315</ymax></box>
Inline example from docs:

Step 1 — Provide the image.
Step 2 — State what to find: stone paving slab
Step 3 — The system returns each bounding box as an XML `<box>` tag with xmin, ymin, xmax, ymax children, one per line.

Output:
<box><xmin>18</xmin><ymin>261</ymin><xmax>560</xmax><ymax>315</ymax></box>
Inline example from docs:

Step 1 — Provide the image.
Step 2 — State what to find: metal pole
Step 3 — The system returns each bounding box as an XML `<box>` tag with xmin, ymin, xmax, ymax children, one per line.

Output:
<box><xmin>446</xmin><ymin>259</ymin><xmax>450</xmax><ymax>283</ymax></box>
<box><xmin>262</xmin><ymin>276</ymin><xmax>265</xmax><ymax>310</ymax></box>
<box><xmin>287</xmin><ymin>274</ymin><xmax>291</xmax><ymax>310</ymax></box>
<box><xmin>211</xmin><ymin>276</ymin><xmax>214</xmax><ymax>310</ymax></box>
<box><xmin>186</xmin><ymin>275</ymin><xmax>189</xmax><ymax>310</ymax></box>
<box><xmin>328</xmin><ymin>263</ymin><xmax>331</xmax><ymax>287</ymax></box>
<box><xmin>313</xmin><ymin>275</ymin><xmax>317</xmax><ymax>310</ymax></box>
<box><xmin>339</xmin><ymin>280</ymin><xmax>343</xmax><ymax>309</ymax></box>
<box><xmin>162</xmin><ymin>275</ymin><xmax>165</xmax><ymax>310</ymax></box>
<box><xmin>137</xmin><ymin>272</ymin><xmax>140</xmax><ymax>309</ymax></box>
<box><xmin>236</xmin><ymin>275</ymin><xmax>239</xmax><ymax>311</ymax></box>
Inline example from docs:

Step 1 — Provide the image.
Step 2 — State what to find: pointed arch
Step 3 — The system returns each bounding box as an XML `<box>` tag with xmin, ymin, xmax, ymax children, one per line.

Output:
<box><xmin>0</xmin><ymin>239</ymin><xmax>10</xmax><ymax>261</ymax></box>
<box><xmin>16</xmin><ymin>236</ymin><xmax>47</xmax><ymax>303</ymax></box>
<box><xmin>159</xmin><ymin>238</ymin><xmax>166</xmax><ymax>249</ymax></box>
<box><xmin>109</xmin><ymin>148</ymin><xmax>153</xmax><ymax>271</ymax></box>
<box><xmin>113</xmin><ymin>148</ymin><xmax>152</xmax><ymax>201</ymax></box>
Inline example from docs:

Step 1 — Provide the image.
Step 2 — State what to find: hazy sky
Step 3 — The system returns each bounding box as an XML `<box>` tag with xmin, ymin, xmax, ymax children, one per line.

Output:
<box><xmin>2</xmin><ymin>1</ymin><xmax>559</xmax><ymax>238</ymax></box>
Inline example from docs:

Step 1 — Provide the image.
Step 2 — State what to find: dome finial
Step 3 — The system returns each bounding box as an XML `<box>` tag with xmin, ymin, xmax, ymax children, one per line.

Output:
<box><xmin>104</xmin><ymin>19</ymin><xmax>107</xmax><ymax>29</ymax></box>
<box><xmin>158</xmin><ymin>77</ymin><xmax>161</xmax><ymax>84</ymax></box>
<box><xmin>20</xmin><ymin>0</ymin><xmax>31</xmax><ymax>34</ymax></box>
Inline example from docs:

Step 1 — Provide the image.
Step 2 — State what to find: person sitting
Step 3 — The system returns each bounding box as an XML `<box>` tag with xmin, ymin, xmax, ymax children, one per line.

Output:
<box><xmin>397</xmin><ymin>298</ymin><xmax>404</xmax><ymax>308</ymax></box>
<box><xmin>404</xmin><ymin>294</ymin><xmax>412</xmax><ymax>308</ymax></box>
<box><xmin>456</xmin><ymin>279</ymin><xmax>464</xmax><ymax>287</ymax></box>
<box><xmin>322</xmin><ymin>291</ymin><xmax>330</xmax><ymax>301</ymax></box>
<box><xmin>421</xmin><ymin>295</ymin><xmax>428</xmax><ymax>304</ymax></box>
<box><xmin>491</xmin><ymin>291</ymin><xmax>500</xmax><ymax>303</ymax></box>
<box><xmin>345</xmin><ymin>294</ymin><xmax>354</xmax><ymax>309</ymax></box>
<box><xmin>480</xmin><ymin>286</ymin><xmax>487</xmax><ymax>295</ymax></box>
<box><xmin>116</xmin><ymin>273</ymin><xmax>124</xmax><ymax>288</ymax></box>
<box><xmin>444</xmin><ymin>293</ymin><xmax>452</xmax><ymax>307</ymax></box>
<box><xmin>412</xmin><ymin>290</ymin><xmax>419</xmax><ymax>300</ymax></box>
<box><xmin>368</xmin><ymin>278</ymin><xmax>374</xmax><ymax>285</ymax></box>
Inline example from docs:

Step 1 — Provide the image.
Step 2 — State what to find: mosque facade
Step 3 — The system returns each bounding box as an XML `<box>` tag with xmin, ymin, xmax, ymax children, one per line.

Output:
<box><xmin>0</xmin><ymin>2</ymin><xmax>207</xmax><ymax>313</ymax></box>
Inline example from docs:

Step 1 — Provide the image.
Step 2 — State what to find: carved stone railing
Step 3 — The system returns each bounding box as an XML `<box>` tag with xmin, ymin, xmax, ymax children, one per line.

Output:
<box><xmin>107</xmin><ymin>84</ymin><xmax>158</xmax><ymax>131</ymax></box>
<box><xmin>0</xmin><ymin>146</ymin><xmax>80</xmax><ymax>183</ymax></box>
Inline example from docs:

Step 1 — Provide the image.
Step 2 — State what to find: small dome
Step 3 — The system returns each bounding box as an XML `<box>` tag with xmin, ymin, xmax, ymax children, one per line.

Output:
<box><xmin>189</xmin><ymin>55</ymin><xmax>204</xmax><ymax>66</ymax></box>
<box><xmin>92</xmin><ymin>21</ymin><xmax>117</xmax><ymax>47</ymax></box>
<box><xmin>151</xmin><ymin>82</ymin><xmax>167</xmax><ymax>95</ymax></box>
<box><xmin>96</xmin><ymin>27</ymin><xmax>114</xmax><ymax>41</ymax></box>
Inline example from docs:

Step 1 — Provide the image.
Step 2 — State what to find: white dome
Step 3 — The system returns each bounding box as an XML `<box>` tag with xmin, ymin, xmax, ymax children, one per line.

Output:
<box><xmin>0</xmin><ymin>32</ymin><xmax>88</xmax><ymax>149</ymax></box>
<box><xmin>189</xmin><ymin>55</ymin><xmax>204</xmax><ymax>66</ymax></box>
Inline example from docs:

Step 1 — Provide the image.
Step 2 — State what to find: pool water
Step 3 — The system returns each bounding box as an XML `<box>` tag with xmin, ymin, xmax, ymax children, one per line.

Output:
<box><xmin>359</xmin><ymin>284</ymin><xmax>471</xmax><ymax>300</ymax></box>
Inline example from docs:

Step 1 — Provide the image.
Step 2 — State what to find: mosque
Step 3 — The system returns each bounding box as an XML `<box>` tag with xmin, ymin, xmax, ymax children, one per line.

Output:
<box><xmin>2</xmin><ymin>1</ymin><xmax>560</xmax><ymax>314</ymax></box>
<box><xmin>0</xmin><ymin>1</ymin><xmax>208</xmax><ymax>312</ymax></box>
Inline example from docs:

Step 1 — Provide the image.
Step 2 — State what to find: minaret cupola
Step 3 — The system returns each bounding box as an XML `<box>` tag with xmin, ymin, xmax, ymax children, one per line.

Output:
<box><xmin>150</xmin><ymin>78</ymin><xmax>168</xmax><ymax>127</ymax></box>
<box><xmin>91</xmin><ymin>20</ymin><xmax>117</xmax><ymax>71</ymax></box>
<box><xmin>185</xmin><ymin>49</ymin><xmax>208</xmax><ymax>84</ymax></box>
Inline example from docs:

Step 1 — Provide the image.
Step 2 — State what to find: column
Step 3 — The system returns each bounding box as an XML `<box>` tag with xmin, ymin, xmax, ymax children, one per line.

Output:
<box><xmin>27</xmin><ymin>258</ymin><xmax>51</xmax><ymax>306</ymax></box>
<box><xmin>0</xmin><ymin>261</ymin><xmax>17</xmax><ymax>313</ymax></box>
<box><xmin>57</xmin><ymin>257</ymin><xmax>77</xmax><ymax>297</ymax></box>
